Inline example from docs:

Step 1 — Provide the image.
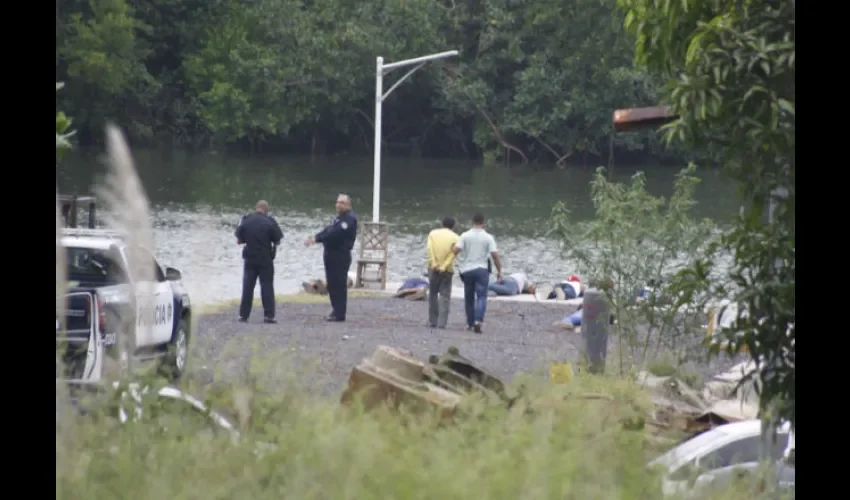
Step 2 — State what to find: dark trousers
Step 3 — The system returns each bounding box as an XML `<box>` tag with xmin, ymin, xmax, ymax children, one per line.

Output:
<box><xmin>239</xmin><ymin>260</ymin><xmax>275</xmax><ymax>319</ymax></box>
<box><xmin>489</xmin><ymin>277</ymin><xmax>520</xmax><ymax>296</ymax></box>
<box><xmin>460</xmin><ymin>267</ymin><xmax>490</xmax><ymax>326</ymax></box>
<box><xmin>428</xmin><ymin>270</ymin><xmax>453</xmax><ymax>328</ymax></box>
<box><xmin>324</xmin><ymin>251</ymin><xmax>352</xmax><ymax>320</ymax></box>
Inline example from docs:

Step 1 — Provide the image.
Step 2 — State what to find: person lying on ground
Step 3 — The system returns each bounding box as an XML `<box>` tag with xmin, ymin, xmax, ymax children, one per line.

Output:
<box><xmin>556</xmin><ymin>304</ymin><xmax>617</xmax><ymax>330</ymax></box>
<box><xmin>395</xmin><ymin>277</ymin><xmax>429</xmax><ymax>301</ymax></box>
<box><xmin>302</xmin><ymin>277</ymin><xmax>354</xmax><ymax>295</ymax></box>
<box><xmin>488</xmin><ymin>272</ymin><xmax>537</xmax><ymax>296</ymax></box>
<box><xmin>546</xmin><ymin>275</ymin><xmax>584</xmax><ymax>300</ymax></box>
<box><xmin>632</xmin><ymin>279</ymin><xmax>675</xmax><ymax>306</ymax></box>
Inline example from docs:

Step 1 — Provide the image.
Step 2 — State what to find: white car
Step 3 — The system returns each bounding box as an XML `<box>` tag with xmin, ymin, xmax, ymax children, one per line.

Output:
<box><xmin>59</xmin><ymin>228</ymin><xmax>192</xmax><ymax>382</ymax></box>
<box><xmin>649</xmin><ymin>419</ymin><xmax>793</xmax><ymax>496</ymax></box>
<box><xmin>691</xmin><ymin>455</ymin><xmax>795</xmax><ymax>495</ymax></box>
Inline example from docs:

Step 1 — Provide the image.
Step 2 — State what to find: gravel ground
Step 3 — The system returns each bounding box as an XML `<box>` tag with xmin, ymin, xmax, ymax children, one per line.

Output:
<box><xmin>188</xmin><ymin>295</ymin><xmax>745</xmax><ymax>397</ymax></box>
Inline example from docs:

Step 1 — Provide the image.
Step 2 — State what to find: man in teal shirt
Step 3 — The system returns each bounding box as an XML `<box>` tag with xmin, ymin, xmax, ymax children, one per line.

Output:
<box><xmin>452</xmin><ymin>213</ymin><xmax>502</xmax><ymax>333</ymax></box>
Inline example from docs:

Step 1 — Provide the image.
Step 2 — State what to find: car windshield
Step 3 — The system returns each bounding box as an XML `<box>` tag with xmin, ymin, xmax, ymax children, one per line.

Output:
<box><xmin>650</xmin><ymin>429</ymin><xmax>732</xmax><ymax>469</ymax></box>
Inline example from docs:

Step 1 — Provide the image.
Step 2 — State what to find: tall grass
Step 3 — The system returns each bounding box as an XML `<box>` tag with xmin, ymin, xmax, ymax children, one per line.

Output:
<box><xmin>97</xmin><ymin>124</ymin><xmax>157</xmax><ymax>373</ymax></box>
<box><xmin>56</xmin><ymin>361</ymin><xmax>777</xmax><ymax>499</ymax></box>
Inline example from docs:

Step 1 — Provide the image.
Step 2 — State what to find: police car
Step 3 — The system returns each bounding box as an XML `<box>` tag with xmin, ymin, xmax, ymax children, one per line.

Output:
<box><xmin>58</xmin><ymin>227</ymin><xmax>192</xmax><ymax>382</ymax></box>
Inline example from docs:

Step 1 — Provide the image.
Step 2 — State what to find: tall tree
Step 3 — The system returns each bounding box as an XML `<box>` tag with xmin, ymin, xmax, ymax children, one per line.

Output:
<box><xmin>55</xmin><ymin>0</ymin><xmax>680</xmax><ymax>162</ymax></box>
<box><xmin>617</xmin><ymin>0</ymin><xmax>795</xmax><ymax>427</ymax></box>
<box><xmin>436</xmin><ymin>0</ymin><xmax>662</xmax><ymax>164</ymax></box>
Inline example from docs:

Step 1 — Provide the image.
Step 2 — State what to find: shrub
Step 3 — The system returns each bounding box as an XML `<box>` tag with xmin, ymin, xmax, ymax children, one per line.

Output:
<box><xmin>548</xmin><ymin>164</ymin><xmax>716</xmax><ymax>373</ymax></box>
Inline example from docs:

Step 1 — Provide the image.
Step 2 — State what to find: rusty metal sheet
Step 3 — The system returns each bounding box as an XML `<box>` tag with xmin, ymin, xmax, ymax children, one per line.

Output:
<box><xmin>613</xmin><ymin>106</ymin><xmax>678</xmax><ymax>132</ymax></box>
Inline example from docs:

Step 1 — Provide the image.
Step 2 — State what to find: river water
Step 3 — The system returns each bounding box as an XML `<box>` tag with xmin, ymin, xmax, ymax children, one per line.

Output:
<box><xmin>58</xmin><ymin>150</ymin><xmax>738</xmax><ymax>304</ymax></box>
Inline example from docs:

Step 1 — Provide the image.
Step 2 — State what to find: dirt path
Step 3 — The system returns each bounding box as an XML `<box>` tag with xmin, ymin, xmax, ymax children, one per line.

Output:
<box><xmin>188</xmin><ymin>295</ymin><xmax>743</xmax><ymax>396</ymax></box>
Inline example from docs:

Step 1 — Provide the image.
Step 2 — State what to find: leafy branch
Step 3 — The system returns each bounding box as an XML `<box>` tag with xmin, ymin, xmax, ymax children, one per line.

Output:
<box><xmin>548</xmin><ymin>164</ymin><xmax>716</xmax><ymax>373</ymax></box>
<box><xmin>56</xmin><ymin>82</ymin><xmax>76</xmax><ymax>160</ymax></box>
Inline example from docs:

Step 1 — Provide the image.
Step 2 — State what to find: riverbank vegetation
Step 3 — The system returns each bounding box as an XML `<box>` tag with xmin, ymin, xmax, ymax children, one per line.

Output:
<box><xmin>56</xmin><ymin>0</ymin><xmax>692</xmax><ymax>163</ymax></box>
<box><xmin>549</xmin><ymin>163</ymin><xmax>718</xmax><ymax>373</ymax></box>
<box><xmin>615</xmin><ymin>0</ymin><xmax>795</xmax><ymax>428</ymax></box>
<box><xmin>545</xmin><ymin>0</ymin><xmax>794</xmax><ymax>430</ymax></box>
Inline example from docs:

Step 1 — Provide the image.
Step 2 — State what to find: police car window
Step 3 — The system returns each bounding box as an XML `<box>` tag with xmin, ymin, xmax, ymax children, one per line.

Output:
<box><xmin>153</xmin><ymin>257</ymin><xmax>165</xmax><ymax>282</ymax></box>
<box><xmin>133</xmin><ymin>246</ymin><xmax>166</xmax><ymax>282</ymax></box>
<box><xmin>66</xmin><ymin>247</ymin><xmax>126</xmax><ymax>285</ymax></box>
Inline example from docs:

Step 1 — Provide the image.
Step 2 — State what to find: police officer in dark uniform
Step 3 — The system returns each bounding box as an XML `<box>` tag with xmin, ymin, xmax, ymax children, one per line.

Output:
<box><xmin>236</xmin><ymin>200</ymin><xmax>284</xmax><ymax>323</ymax></box>
<box><xmin>304</xmin><ymin>193</ymin><xmax>358</xmax><ymax>322</ymax></box>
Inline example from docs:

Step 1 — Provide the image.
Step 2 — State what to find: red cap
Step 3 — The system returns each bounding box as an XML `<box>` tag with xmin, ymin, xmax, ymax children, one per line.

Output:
<box><xmin>567</xmin><ymin>275</ymin><xmax>580</xmax><ymax>283</ymax></box>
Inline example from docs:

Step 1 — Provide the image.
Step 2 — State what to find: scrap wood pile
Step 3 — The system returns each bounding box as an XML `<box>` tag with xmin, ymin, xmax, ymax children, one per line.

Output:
<box><xmin>340</xmin><ymin>346</ymin><xmax>646</xmax><ymax>431</ymax></box>
<box><xmin>340</xmin><ymin>345</ymin><xmax>511</xmax><ymax>421</ymax></box>
<box><xmin>637</xmin><ymin>361</ymin><xmax>760</xmax><ymax>438</ymax></box>
<box><xmin>341</xmin><ymin>346</ymin><xmax>760</xmax><ymax>443</ymax></box>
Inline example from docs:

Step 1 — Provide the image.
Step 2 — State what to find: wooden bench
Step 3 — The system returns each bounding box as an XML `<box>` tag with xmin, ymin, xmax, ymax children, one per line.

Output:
<box><xmin>355</xmin><ymin>222</ymin><xmax>389</xmax><ymax>290</ymax></box>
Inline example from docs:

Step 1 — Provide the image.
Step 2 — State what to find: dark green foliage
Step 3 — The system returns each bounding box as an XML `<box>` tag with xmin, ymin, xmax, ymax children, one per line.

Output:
<box><xmin>548</xmin><ymin>164</ymin><xmax>715</xmax><ymax>372</ymax></box>
<box><xmin>56</xmin><ymin>0</ymin><xmax>682</xmax><ymax>161</ymax></box>
<box><xmin>617</xmin><ymin>0</ymin><xmax>795</xmax><ymax>428</ymax></box>
<box><xmin>56</xmin><ymin>82</ymin><xmax>76</xmax><ymax>160</ymax></box>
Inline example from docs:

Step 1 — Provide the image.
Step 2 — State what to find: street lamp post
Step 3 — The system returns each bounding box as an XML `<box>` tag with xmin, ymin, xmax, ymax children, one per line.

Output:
<box><xmin>372</xmin><ymin>50</ymin><xmax>459</xmax><ymax>223</ymax></box>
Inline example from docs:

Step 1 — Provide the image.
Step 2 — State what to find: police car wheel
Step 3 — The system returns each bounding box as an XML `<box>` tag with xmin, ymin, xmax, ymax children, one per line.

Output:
<box><xmin>160</xmin><ymin>318</ymin><xmax>189</xmax><ymax>380</ymax></box>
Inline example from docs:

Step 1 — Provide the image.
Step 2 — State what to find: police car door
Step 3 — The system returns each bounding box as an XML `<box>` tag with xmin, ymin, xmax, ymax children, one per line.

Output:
<box><xmin>133</xmin><ymin>248</ymin><xmax>175</xmax><ymax>347</ymax></box>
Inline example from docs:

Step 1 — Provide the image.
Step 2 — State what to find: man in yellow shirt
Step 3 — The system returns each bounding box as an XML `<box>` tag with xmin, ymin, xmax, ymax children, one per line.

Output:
<box><xmin>426</xmin><ymin>217</ymin><xmax>459</xmax><ymax>328</ymax></box>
